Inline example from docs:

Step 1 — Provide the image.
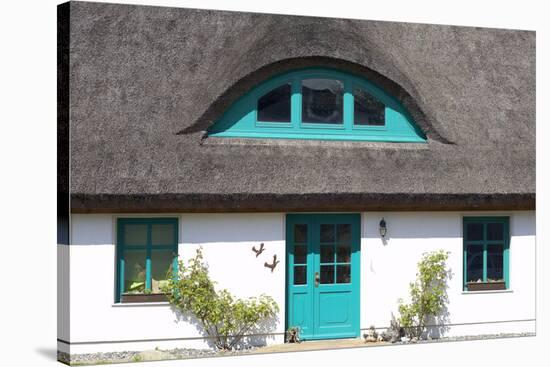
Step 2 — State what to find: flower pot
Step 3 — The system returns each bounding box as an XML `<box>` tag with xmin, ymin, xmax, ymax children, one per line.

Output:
<box><xmin>120</xmin><ymin>293</ymin><xmax>168</xmax><ymax>303</ymax></box>
<box><xmin>466</xmin><ymin>281</ymin><xmax>506</xmax><ymax>291</ymax></box>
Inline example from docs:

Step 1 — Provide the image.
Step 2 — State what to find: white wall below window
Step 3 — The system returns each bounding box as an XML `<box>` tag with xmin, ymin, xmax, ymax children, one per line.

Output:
<box><xmin>63</xmin><ymin>211</ymin><xmax>535</xmax><ymax>354</ymax></box>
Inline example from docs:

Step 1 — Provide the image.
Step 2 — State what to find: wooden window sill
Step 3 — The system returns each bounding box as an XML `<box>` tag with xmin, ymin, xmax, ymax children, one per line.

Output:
<box><xmin>461</xmin><ymin>289</ymin><xmax>513</xmax><ymax>295</ymax></box>
<box><xmin>112</xmin><ymin>301</ymin><xmax>170</xmax><ymax>307</ymax></box>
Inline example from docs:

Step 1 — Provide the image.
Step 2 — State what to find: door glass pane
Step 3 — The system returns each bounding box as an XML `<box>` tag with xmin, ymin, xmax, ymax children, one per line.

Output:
<box><xmin>337</xmin><ymin>224</ymin><xmax>351</xmax><ymax>243</ymax></box>
<box><xmin>466</xmin><ymin>245</ymin><xmax>484</xmax><ymax>283</ymax></box>
<box><xmin>336</xmin><ymin>243</ymin><xmax>351</xmax><ymax>263</ymax></box>
<box><xmin>321</xmin><ymin>245</ymin><xmax>335</xmax><ymax>263</ymax></box>
<box><xmin>466</xmin><ymin>223</ymin><xmax>483</xmax><ymax>241</ymax></box>
<box><xmin>353</xmin><ymin>87</ymin><xmax>385</xmax><ymax>126</ymax></box>
<box><xmin>320</xmin><ymin>224</ymin><xmax>335</xmax><ymax>243</ymax></box>
<box><xmin>320</xmin><ymin>265</ymin><xmax>335</xmax><ymax>284</ymax></box>
<box><xmin>487</xmin><ymin>244</ymin><xmax>504</xmax><ymax>282</ymax></box>
<box><xmin>336</xmin><ymin>265</ymin><xmax>351</xmax><ymax>283</ymax></box>
<box><xmin>151</xmin><ymin>223</ymin><xmax>175</xmax><ymax>246</ymax></box>
<box><xmin>294</xmin><ymin>245</ymin><xmax>307</xmax><ymax>264</ymax></box>
<box><xmin>151</xmin><ymin>250</ymin><xmax>174</xmax><ymax>293</ymax></box>
<box><xmin>294</xmin><ymin>265</ymin><xmax>307</xmax><ymax>285</ymax></box>
<box><xmin>124</xmin><ymin>224</ymin><xmax>147</xmax><ymax>246</ymax></box>
<box><xmin>123</xmin><ymin>249</ymin><xmax>146</xmax><ymax>293</ymax></box>
<box><xmin>294</xmin><ymin>224</ymin><xmax>307</xmax><ymax>243</ymax></box>
<box><xmin>302</xmin><ymin>79</ymin><xmax>343</xmax><ymax>124</ymax></box>
<box><xmin>257</xmin><ymin>83</ymin><xmax>291</xmax><ymax>122</ymax></box>
<box><xmin>487</xmin><ymin>223</ymin><xmax>504</xmax><ymax>241</ymax></box>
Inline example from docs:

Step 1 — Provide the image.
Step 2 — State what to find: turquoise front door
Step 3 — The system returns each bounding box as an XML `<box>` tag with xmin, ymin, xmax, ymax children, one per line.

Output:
<box><xmin>286</xmin><ymin>214</ymin><xmax>361</xmax><ymax>340</ymax></box>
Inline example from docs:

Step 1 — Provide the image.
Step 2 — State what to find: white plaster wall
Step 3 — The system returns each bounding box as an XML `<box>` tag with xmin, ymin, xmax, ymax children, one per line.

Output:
<box><xmin>67</xmin><ymin>213</ymin><xmax>286</xmax><ymax>354</ymax></box>
<box><xmin>66</xmin><ymin>211</ymin><xmax>535</xmax><ymax>354</ymax></box>
<box><xmin>360</xmin><ymin>211</ymin><xmax>536</xmax><ymax>337</ymax></box>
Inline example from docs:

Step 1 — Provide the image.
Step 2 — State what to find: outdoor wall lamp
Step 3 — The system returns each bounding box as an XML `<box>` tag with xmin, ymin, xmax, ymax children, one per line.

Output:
<box><xmin>379</xmin><ymin>218</ymin><xmax>387</xmax><ymax>238</ymax></box>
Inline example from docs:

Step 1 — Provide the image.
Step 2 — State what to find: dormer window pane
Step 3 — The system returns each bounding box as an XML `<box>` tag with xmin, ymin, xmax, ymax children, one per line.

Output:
<box><xmin>354</xmin><ymin>87</ymin><xmax>385</xmax><ymax>126</ymax></box>
<box><xmin>257</xmin><ymin>83</ymin><xmax>291</xmax><ymax>122</ymax></box>
<box><xmin>302</xmin><ymin>79</ymin><xmax>343</xmax><ymax>124</ymax></box>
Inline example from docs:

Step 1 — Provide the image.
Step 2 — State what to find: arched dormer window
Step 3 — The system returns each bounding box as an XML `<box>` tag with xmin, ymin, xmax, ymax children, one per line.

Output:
<box><xmin>208</xmin><ymin>68</ymin><xmax>426</xmax><ymax>142</ymax></box>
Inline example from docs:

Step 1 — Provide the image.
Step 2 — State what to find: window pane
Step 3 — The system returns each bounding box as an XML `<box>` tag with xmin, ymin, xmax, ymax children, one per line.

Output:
<box><xmin>151</xmin><ymin>223</ymin><xmax>175</xmax><ymax>246</ymax></box>
<box><xmin>320</xmin><ymin>224</ymin><xmax>335</xmax><ymax>243</ymax></box>
<box><xmin>321</xmin><ymin>245</ymin><xmax>335</xmax><ymax>263</ymax></box>
<box><xmin>336</xmin><ymin>243</ymin><xmax>351</xmax><ymax>263</ymax></box>
<box><xmin>487</xmin><ymin>244</ymin><xmax>504</xmax><ymax>282</ymax></box>
<box><xmin>151</xmin><ymin>250</ymin><xmax>174</xmax><ymax>293</ymax></box>
<box><xmin>320</xmin><ymin>265</ymin><xmax>335</xmax><ymax>284</ymax></box>
<box><xmin>124</xmin><ymin>224</ymin><xmax>147</xmax><ymax>246</ymax></box>
<box><xmin>336</xmin><ymin>265</ymin><xmax>351</xmax><ymax>283</ymax></box>
<box><xmin>123</xmin><ymin>250</ymin><xmax>146</xmax><ymax>293</ymax></box>
<box><xmin>294</xmin><ymin>224</ymin><xmax>307</xmax><ymax>243</ymax></box>
<box><xmin>354</xmin><ymin>87</ymin><xmax>385</xmax><ymax>126</ymax></box>
<box><xmin>257</xmin><ymin>83</ymin><xmax>291</xmax><ymax>122</ymax></box>
<box><xmin>466</xmin><ymin>223</ymin><xmax>483</xmax><ymax>241</ymax></box>
<box><xmin>337</xmin><ymin>224</ymin><xmax>351</xmax><ymax>244</ymax></box>
<box><xmin>294</xmin><ymin>265</ymin><xmax>307</xmax><ymax>285</ymax></box>
<box><xmin>466</xmin><ymin>245</ymin><xmax>484</xmax><ymax>283</ymax></box>
<box><xmin>294</xmin><ymin>245</ymin><xmax>307</xmax><ymax>264</ymax></box>
<box><xmin>302</xmin><ymin>79</ymin><xmax>343</xmax><ymax>124</ymax></box>
<box><xmin>487</xmin><ymin>223</ymin><xmax>504</xmax><ymax>241</ymax></box>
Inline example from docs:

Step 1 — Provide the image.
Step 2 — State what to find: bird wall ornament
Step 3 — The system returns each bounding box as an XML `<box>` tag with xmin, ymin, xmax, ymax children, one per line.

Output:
<box><xmin>264</xmin><ymin>254</ymin><xmax>279</xmax><ymax>272</ymax></box>
<box><xmin>252</xmin><ymin>243</ymin><xmax>265</xmax><ymax>257</ymax></box>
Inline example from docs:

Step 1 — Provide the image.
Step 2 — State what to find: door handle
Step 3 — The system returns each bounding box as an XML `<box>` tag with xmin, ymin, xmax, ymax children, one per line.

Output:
<box><xmin>315</xmin><ymin>272</ymin><xmax>320</xmax><ymax>287</ymax></box>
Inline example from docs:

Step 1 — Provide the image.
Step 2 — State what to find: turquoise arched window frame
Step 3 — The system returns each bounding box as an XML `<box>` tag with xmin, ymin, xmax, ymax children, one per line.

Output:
<box><xmin>208</xmin><ymin>68</ymin><xmax>426</xmax><ymax>142</ymax></box>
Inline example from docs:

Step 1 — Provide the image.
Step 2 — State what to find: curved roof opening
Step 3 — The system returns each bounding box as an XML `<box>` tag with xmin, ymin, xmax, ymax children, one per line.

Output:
<box><xmin>208</xmin><ymin>67</ymin><xmax>426</xmax><ymax>143</ymax></box>
<box><xmin>179</xmin><ymin>57</ymin><xmax>452</xmax><ymax>144</ymax></box>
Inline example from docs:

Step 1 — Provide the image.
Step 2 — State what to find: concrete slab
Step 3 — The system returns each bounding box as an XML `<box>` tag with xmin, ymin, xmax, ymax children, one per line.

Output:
<box><xmin>248</xmin><ymin>338</ymin><xmax>388</xmax><ymax>354</ymax></box>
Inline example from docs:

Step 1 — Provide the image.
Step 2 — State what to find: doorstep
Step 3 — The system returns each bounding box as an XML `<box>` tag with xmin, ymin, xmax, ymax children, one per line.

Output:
<box><xmin>249</xmin><ymin>338</ymin><xmax>388</xmax><ymax>354</ymax></box>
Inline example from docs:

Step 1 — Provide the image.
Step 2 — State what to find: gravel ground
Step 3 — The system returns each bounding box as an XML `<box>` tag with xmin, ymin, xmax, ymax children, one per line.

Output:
<box><xmin>58</xmin><ymin>345</ymin><xmax>260</xmax><ymax>365</ymax></box>
<box><xmin>58</xmin><ymin>332</ymin><xmax>535</xmax><ymax>365</ymax></box>
<box><xmin>412</xmin><ymin>332</ymin><xmax>535</xmax><ymax>344</ymax></box>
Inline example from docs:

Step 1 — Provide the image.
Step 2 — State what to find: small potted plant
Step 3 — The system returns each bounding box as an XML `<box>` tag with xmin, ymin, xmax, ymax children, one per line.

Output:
<box><xmin>286</xmin><ymin>326</ymin><xmax>301</xmax><ymax>343</ymax></box>
<box><xmin>120</xmin><ymin>278</ymin><xmax>170</xmax><ymax>303</ymax></box>
<box><xmin>363</xmin><ymin>325</ymin><xmax>378</xmax><ymax>343</ymax></box>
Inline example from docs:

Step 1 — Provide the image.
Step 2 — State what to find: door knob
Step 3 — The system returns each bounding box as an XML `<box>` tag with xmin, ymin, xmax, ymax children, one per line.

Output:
<box><xmin>314</xmin><ymin>272</ymin><xmax>320</xmax><ymax>287</ymax></box>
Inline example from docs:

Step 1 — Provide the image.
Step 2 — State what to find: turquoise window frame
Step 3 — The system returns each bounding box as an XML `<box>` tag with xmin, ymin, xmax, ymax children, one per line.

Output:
<box><xmin>116</xmin><ymin>218</ymin><xmax>179</xmax><ymax>302</ymax></box>
<box><xmin>463</xmin><ymin>216</ymin><xmax>510</xmax><ymax>291</ymax></box>
<box><xmin>209</xmin><ymin>68</ymin><xmax>426</xmax><ymax>142</ymax></box>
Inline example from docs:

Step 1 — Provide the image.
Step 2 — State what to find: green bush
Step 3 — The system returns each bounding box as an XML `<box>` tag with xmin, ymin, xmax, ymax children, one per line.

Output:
<box><xmin>398</xmin><ymin>250</ymin><xmax>450</xmax><ymax>339</ymax></box>
<box><xmin>162</xmin><ymin>248</ymin><xmax>279</xmax><ymax>350</ymax></box>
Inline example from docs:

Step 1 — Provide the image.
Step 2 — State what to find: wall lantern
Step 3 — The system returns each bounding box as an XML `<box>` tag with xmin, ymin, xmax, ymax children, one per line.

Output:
<box><xmin>379</xmin><ymin>218</ymin><xmax>387</xmax><ymax>238</ymax></box>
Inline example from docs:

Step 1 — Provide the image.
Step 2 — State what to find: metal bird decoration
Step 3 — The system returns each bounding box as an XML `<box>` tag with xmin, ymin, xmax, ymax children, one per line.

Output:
<box><xmin>264</xmin><ymin>254</ymin><xmax>279</xmax><ymax>272</ymax></box>
<box><xmin>252</xmin><ymin>243</ymin><xmax>265</xmax><ymax>257</ymax></box>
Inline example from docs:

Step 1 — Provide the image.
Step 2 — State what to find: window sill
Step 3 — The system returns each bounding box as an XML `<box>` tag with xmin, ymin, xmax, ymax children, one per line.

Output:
<box><xmin>461</xmin><ymin>289</ymin><xmax>513</xmax><ymax>295</ymax></box>
<box><xmin>203</xmin><ymin>136</ymin><xmax>429</xmax><ymax>149</ymax></box>
<box><xmin>112</xmin><ymin>301</ymin><xmax>170</xmax><ymax>307</ymax></box>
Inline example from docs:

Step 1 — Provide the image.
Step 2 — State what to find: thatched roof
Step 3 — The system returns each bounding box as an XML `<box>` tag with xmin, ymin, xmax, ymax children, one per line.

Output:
<box><xmin>59</xmin><ymin>1</ymin><xmax>535</xmax><ymax>212</ymax></box>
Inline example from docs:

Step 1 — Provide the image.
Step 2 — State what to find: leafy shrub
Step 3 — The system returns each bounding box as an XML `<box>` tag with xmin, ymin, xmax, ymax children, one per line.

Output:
<box><xmin>286</xmin><ymin>326</ymin><xmax>301</xmax><ymax>343</ymax></box>
<box><xmin>162</xmin><ymin>247</ymin><xmax>279</xmax><ymax>350</ymax></box>
<box><xmin>398</xmin><ymin>250</ymin><xmax>450</xmax><ymax>339</ymax></box>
